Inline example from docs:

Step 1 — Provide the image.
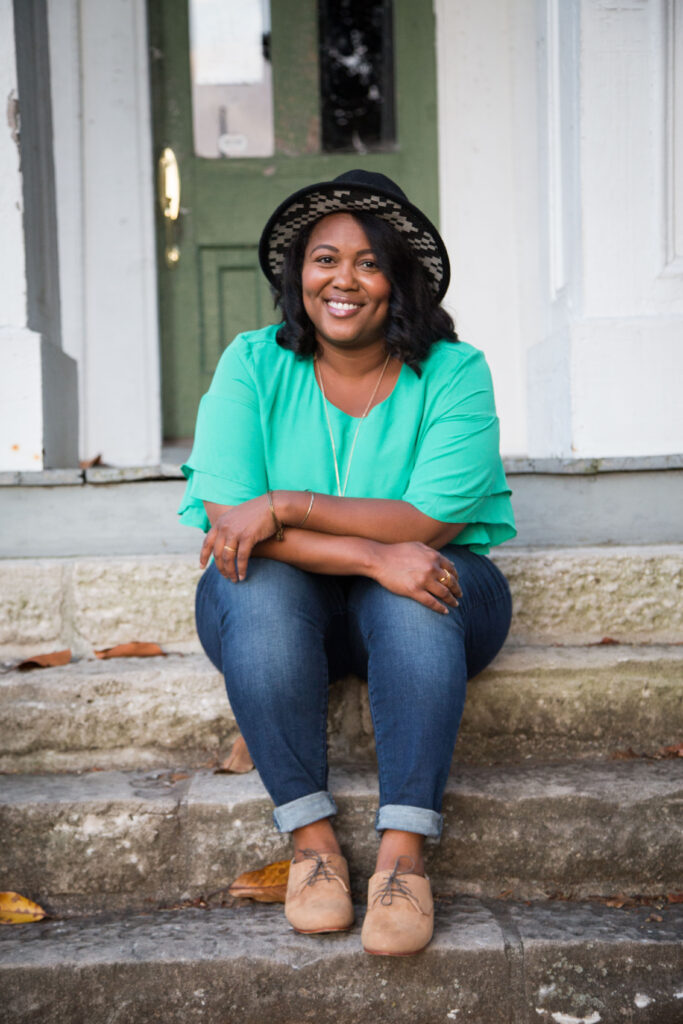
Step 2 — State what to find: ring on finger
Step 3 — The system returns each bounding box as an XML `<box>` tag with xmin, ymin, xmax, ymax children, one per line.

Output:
<box><xmin>438</xmin><ymin>571</ymin><xmax>451</xmax><ymax>584</ymax></box>
<box><xmin>224</xmin><ymin>545</ymin><xmax>237</xmax><ymax>554</ymax></box>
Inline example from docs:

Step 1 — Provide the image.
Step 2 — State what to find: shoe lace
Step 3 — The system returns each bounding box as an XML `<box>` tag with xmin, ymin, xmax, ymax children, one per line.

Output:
<box><xmin>371</xmin><ymin>855</ymin><xmax>429</xmax><ymax>915</ymax></box>
<box><xmin>297</xmin><ymin>849</ymin><xmax>350</xmax><ymax>894</ymax></box>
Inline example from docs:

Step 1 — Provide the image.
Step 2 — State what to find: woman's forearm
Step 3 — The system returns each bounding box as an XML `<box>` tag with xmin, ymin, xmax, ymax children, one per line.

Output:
<box><xmin>252</xmin><ymin>528</ymin><xmax>382</xmax><ymax>576</ymax></box>
<box><xmin>274</xmin><ymin>492</ymin><xmax>463</xmax><ymax>548</ymax></box>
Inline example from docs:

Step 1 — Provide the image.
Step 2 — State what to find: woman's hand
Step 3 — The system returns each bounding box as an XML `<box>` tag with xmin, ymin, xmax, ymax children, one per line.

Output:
<box><xmin>369</xmin><ymin>542</ymin><xmax>462</xmax><ymax>614</ymax></box>
<box><xmin>200</xmin><ymin>495</ymin><xmax>276</xmax><ymax>581</ymax></box>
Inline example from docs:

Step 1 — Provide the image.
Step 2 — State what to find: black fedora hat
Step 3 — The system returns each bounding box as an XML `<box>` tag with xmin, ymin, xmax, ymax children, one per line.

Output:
<box><xmin>258</xmin><ymin>169</ymin><xmax>450</xmax><ymax>302</ymax></box>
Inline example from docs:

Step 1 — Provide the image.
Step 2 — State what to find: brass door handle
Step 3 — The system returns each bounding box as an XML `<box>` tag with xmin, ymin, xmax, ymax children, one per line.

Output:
<box><xmin>158</xmin><ymin>147</ymin><xmax>181</xmax><ymax>267</ymax></box>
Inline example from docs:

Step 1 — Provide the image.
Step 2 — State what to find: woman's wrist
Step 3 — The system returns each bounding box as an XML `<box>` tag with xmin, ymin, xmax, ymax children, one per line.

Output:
<box><xmin>274</xmin><ymin>490</ymin><xmax>312</xmax><ymax>528</ymax></box>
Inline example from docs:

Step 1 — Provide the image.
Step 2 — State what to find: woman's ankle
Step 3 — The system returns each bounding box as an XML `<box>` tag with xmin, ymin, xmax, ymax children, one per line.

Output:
<box><xmin>292</xmin><ymin>819</ymin><xmax>342</xmax><ymax>861</ymax></box>
<box><xmin>374</xmin><ymin>829</ymin><xmax>426</xmax><ymax>876</ymax></box>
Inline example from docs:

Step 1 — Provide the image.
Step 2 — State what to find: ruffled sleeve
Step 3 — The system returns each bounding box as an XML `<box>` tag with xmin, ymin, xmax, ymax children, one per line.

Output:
<box><xmin>401</xmin><ymin>348</ymin><xmax>516</xmax><ymax>554</ymax></box>
<box><xmin>178</xmin><ymin>337</ymin><xmax>268</xmax><ymax>531</ymax></box>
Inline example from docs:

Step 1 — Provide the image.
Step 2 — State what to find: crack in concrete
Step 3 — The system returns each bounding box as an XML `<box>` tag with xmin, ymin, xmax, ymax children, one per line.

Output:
<box><xmin>484</xmin><ymin>898</ymin><xmax>529</xmax><ymax>1024</ymax></box>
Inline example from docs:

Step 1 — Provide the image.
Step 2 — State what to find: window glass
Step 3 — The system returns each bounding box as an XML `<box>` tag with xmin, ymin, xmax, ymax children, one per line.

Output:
<box><xmin>319</xmin><ymin>0</ymin><xmax>396</xmax><ymax>153</ymax></box>
<box><xmin>189</xmin><ymin>0</ymin><xmax>274</xmax><ymax>158</ymax></box>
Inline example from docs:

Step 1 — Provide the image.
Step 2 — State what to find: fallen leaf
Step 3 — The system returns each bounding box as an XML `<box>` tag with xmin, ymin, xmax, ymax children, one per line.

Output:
<box><xmin>0</xmin><ymin>892</ymin><xmax>47</xmax><ymax>925</ymax></box>
<box><xmin>17</xmin><ymin>649</ymin><xmax>71</xmax><ymax>671</ymax></box>
<box><xmin>610</xmin><ymin>747</ymin><xmax>639</xmax><ymax>761</ymax></box>
<box><xmin>667</xmin><ymin>893</ymin><xmax>683</xmax><ymax>903</ymax></box>
<box><xmin>94</xmin><ymin>642</ymin><xmax>165</xmax><ymax>659</ymax></box>
<box><xmin>79</xmin><ymin>454</ymin><xmax>103</xmax><ymax>469</ymax></box>
<box><xmin>169</xmin><ymin>772</ymin><xmax>189</xmax><ymax>783</ymax></box>
<box><xmin>646</xmin><ymin>913</ymin><xmax>663</xmax><ymax>923</ymax></box>
<box><xmin>606</xmin><ymin>893</ymin><xmax>627</xmax><ymax>908</ymax></box>
<box><xmin>657</xmin><ymin>742</ymin><xmax>683</xmax><ymax>759</ymax></box>
<box><xmin>228</xmin><ymin>860</ymin><xmax>290</xmax><ymax>903</ymax></box>
<box><xmin>498</xmin><ymin>889</ymin><xmax>513</xmax><ymax>900</ymax></box>
<box><xmin>214</xmin><ymin>734</ymin><xmax>254</xmax><ymax>774</ymax></box>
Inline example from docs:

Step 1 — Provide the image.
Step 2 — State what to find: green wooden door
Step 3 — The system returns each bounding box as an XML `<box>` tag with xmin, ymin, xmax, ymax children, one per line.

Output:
<box><xmin>149</xmin><ymin>0</ymin><xmax>441</xmax><ymax>440</ymax></box>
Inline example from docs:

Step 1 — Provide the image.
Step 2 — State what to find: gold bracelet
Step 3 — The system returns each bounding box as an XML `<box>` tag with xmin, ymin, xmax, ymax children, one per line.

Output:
<box><xmin>296</xmin><ymin>491</ymin><xmax>315</xmax><ymax>528</ymax></box>
<box><xmin>267</xmin><ymin>490</ymin><xmax>285</xmax><ymax>541</ymax></box>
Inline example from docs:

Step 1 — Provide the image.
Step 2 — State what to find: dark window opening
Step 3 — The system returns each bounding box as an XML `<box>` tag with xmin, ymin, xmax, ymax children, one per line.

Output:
<box><xmin>319</xmin><ymin>0</ymin><xmax>396</xmax><ymax>153</ymax></box>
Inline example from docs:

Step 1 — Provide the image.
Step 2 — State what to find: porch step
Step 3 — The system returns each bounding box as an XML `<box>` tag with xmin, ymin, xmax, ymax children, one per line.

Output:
<box><xmin>1</xmin><ymin>901</ymin><xmax>681</xmax><ymax>1024</ymax></box>
<box><xmin>2</xmin><ymin>762</ymin><xmax>681</xmax><ymax>914</ymax></box>
<box><xmin>2</xmin><ymin>545</ymin><xmax>682</xmax><ymax>658</ymax></box>
<box><xmin>2</xmin><ymin>645</ymin><xmax>682</xmax><ymax>773</ymax></box>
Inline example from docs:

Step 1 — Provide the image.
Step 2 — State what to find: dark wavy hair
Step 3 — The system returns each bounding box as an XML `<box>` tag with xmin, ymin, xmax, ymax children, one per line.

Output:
<box><xmin>273</xmin><ymin>211</ymin><xmax>458</xmax><ymax>374</ymax></box>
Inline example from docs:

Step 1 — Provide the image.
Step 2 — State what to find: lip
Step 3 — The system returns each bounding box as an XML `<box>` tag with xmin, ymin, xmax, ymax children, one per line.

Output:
<box><xmin>324</xmin><ymin>298</ymin><xmax>364</xmax><ymax>318</ymax></box>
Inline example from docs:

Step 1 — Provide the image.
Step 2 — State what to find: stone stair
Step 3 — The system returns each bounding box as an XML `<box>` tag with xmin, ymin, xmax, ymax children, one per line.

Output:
<box><xmin>1</xmin><ymin>546</ymin><xmax>682</xmax><ymax>1023</ymax></box>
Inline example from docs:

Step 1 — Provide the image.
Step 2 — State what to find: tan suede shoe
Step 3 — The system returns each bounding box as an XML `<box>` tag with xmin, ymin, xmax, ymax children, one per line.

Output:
<box><xmin>284</xmin><ymin>850</ymin><xmax>355</xmax><ymax>934</ymax></box>
<box><xmin>361</xmin><ymin>858</ymin><xmax>434</xmax><ymax>955</ymax></box>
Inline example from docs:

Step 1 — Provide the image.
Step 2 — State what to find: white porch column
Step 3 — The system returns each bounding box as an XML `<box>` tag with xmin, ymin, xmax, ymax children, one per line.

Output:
<box><xmin>566</xmin><ymin>0</ymin><xmax>683</xmax><ymax>456</ymax></box>
<box><xmin>47</xmin><ymin>0</ymin><xmax>161</xmax><ymax>467</ymax></box>
<box><xmin>435</xmin><ymin>0</ymin><xmax>683</xmax><ymax>459</ymax></box>
<box><xmin>0</xmin><ymin>0</ymin><xmax>78</xmax><ymax>472</ymax></box>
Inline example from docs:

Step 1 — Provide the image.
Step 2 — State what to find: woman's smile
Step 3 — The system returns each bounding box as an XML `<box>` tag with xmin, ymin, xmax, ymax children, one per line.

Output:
<box><xmin>302</xmin><ymin>213</ymin><xmax>391</xmax><ymax>348</ymax></box>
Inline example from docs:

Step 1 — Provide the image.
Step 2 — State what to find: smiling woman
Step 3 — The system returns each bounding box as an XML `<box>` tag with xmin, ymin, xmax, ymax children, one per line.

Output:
<box><xmin>178</xmin><ymin>168</ymin><xmax>516</xmax><ymax>956</ymax></box>
<box><xmin>301</xmin><ymin>214</ymin><xmax>391</xmax><ymax>352</ymax></box>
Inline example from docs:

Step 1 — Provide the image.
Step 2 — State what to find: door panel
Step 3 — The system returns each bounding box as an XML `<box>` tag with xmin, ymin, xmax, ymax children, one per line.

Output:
<box><xmin>149</xmin><ymin>0</ymin><xmax>440</xmax><ymax>438</ymax></box>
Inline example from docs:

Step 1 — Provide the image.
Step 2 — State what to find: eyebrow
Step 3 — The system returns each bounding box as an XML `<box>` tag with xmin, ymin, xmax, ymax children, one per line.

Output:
<box><xmin>309</xmin><ymin>244</ymin><xmax>375</xmax><ymax>255</ymax></box>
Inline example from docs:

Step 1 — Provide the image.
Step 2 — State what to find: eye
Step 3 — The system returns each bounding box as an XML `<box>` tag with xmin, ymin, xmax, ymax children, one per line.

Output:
<box><xmin>314</xmin><ymin>255</ymin><xmax>334</xmax><ymax>264</ymax></box>
<box><xmin>359</xmin><ymin>258</ymin><xmax>378</xmax><ymax>270</ymax></box>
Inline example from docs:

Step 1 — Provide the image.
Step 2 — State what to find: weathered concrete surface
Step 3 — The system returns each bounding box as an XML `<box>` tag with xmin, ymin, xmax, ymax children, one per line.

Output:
<box><xmin>0</xmin><ymin>561</ymin><xmax>66</xmax><ymax>652</ymax></box>
<box><xmin>0</xmin><ymin>654</ymin><xmax>237</xmax><ymax>772</ymax></box>
<box><xmin>1</xmin><ymin>762</ymin><xmax>681</xmax><ymax>912</ymax></box>
<box><xmin>0</xmin><ymin>902</ymin><xmax>681</xmax><ymax>1024</ymax></box>
<box><xmin>494</xmin><ymin>545</ymin><xmax>683</xmax><ymax>644</ymax></box>
<box><xmin>1</xmin><ymin>547</ymin><xmax>682</xmax><ymax>657</ymax></box>
<box><xmin>2</xmin><ymin>645</ymin><xmax>681</xmax><ymax>772</ymax></box>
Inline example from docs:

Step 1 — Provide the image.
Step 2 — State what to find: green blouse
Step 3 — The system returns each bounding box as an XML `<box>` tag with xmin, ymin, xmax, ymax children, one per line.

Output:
<box><xmin>178</xmin><ymin>325</ymin><xmax>516</xmax><ymax>554</ymax></box>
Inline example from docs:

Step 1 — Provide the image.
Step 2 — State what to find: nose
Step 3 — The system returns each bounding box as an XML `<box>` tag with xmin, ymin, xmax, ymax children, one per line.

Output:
<box><xmin>332</xmin><ymin>258</ymin><xmax>358</xmax><ymax>290</ymax></box>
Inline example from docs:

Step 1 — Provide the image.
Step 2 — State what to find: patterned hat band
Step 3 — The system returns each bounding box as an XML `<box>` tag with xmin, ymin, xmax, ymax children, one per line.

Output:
<box><xmin>258</xmin><ymin>171</ymin><xmax>450</xmax><ymax>302</ymax></box>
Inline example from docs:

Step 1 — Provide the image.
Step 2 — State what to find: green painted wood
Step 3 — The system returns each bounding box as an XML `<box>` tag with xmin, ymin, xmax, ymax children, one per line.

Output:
<box><xmin>150</xmin><ymin>0</ymin><xmax>440</xmax><ymax>439</ymax></box>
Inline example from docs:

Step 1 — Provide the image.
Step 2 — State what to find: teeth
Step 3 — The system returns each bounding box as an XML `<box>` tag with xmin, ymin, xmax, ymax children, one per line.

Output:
<box><xmin>327</xmin><ymin>300</ymin><xmax>360</xmax><ymax>310</ymax></box>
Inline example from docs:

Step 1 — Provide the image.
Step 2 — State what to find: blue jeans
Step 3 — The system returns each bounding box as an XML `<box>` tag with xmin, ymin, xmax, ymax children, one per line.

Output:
<box><xmin>195</xmin><ymin>545</ymin><xmax>511</xmax><ymax>839</ymax></box>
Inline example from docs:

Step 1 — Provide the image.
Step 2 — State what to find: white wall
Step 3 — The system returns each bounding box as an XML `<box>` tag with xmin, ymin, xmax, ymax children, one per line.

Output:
<box><xmin>435</xmin><ymin>0</ymin><xmax>539</xmax><ymax>456</ymax></box>
<box><xmin>47</xmin><ymin>0</ymin><xmax>161</xmax><ymax>466</ymax></box>
<box><xmin>0</xmin><ymin>0</ymin><xmax>78</xmax><ymax>472</ymax></box>
<box><xmin>435</xmin><ymin>0</ymin><xmax>683</xmax><ymax>459</ymax></box>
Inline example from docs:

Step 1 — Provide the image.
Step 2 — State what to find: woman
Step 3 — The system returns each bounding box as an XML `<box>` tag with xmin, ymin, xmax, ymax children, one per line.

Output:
<box><xmin>179</xmin><ymin>169</ymin><xmax>516</xmax><ymax>956</ymax></box>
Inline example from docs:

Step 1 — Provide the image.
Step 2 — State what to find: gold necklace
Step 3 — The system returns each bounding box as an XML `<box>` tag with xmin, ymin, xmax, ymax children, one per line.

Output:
<box><xmin>315</xmin><ymin>353</ymin><xmax>392</xmax><ymax>497</ymax></box>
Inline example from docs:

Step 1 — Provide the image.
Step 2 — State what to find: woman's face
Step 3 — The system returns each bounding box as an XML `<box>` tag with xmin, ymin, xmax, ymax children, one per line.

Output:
<box><xmin>301</xmin><ymin>213</ymin><xmax>391</xmax><ymax>351</ymax></box>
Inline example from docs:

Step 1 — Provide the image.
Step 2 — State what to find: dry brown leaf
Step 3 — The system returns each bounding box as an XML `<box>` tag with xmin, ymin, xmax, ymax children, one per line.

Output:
<box><xmin>79</xmin><ymin>454</ymin><xmax>103</xmax><ymax>469</ymax></box>
<box><xmin>169</xmin><ymin>772</ymin><xmax>189</xmax><ymax>783</ymax></box>
<box><xmin>214</xmin><ymin>734</ymin><xmax>254</xmax><ymax>774</ymax></box>
<box><xmin>17</xmin><ymin>649</ymin><xmax>71</xmax><ymax>671</ymax></box>
<box><xmin>657</xmin><ymin>742</ymin><xmax>683</xmax><ymax>759</ymax></box>
<box><xmin>598</xmin><ymin>636</ymin><xmax>619</xmax><ymax>645</ymax></box>
<box><xmin>228</xmin><ymin>860</ymin><xmax>290</xmax><ymax>903</ymax></box>
<box><xmin>0</xmin><ymin>891</ymin><xmax>47</xmax><ymax>925</ymax></box>
<box><xmin>610</xmin><ymin>747</ymin><xmax>639</xmax><ymax>761</ymax></box>
<box><xmin>646</xmin><ymin>913</ymin><xmax>664</xmax><ymax>923</ymax></box>
<box><xmin>94</xmin><ymin>642</ymin><xmax>165</xmax><ymax>660</ymax></box>
<box><xmin>667</xmin><ymin>892</ymin><xmax>683</xmax><ymax>903</ymax></box>
<box><xmin>606</xmin><ymin>893</ymin><xmax>627</xmax><ymax>908</ymax></box>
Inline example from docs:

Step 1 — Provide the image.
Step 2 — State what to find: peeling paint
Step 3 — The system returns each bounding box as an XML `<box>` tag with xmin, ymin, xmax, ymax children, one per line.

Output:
<box><xmin>550</xmin><ymin>1013</ymin><xmax>601</xmax><ymax>1024</ymax></box>
<box><xmin>6</xmin><ymin>88</ymin><xmax>20</xmax><ymax>148</ymax></box>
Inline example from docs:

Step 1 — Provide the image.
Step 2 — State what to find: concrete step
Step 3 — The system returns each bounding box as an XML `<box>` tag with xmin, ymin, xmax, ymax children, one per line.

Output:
<box><xmin>2</xmin><ymin>545</ymin><xmax>682</xmax><ymax>658</ymax></box>
<box><xmin>1</xmin><ymin>645</ymin><xmax>681</xmax><ymax>773</ymax></box>
<box><xmin>1</xmin><ymin>762</ymin><xmax>681</xmax><ymax>913</ymax></box>
<box><xmin>1</xmin><ymin>901</ymin><xmax>681</xmax><ymax>1024</ymax></box>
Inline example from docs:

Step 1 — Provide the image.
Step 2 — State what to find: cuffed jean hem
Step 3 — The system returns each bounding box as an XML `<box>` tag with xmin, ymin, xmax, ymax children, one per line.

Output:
<box><xmin>272</xmin><ymin>791</ymin><xmax>338</xmax><ymax>833</ymax></box>
<box><xmin>375</xmin><ymin>804</ymin><xmax>443</xmax><ymax>839</ymax></box>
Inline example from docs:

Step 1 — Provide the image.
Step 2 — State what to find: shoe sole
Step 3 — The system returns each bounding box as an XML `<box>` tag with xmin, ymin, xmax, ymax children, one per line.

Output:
<box><xmin>362</xmin><ymin>943</ymin><xmax>430</xmax><ymax>956</ymax></box>
<box><xmin>292</xmin><ymin>923</ymin><xmax>355</xmax><ymax>934</ymax></box>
